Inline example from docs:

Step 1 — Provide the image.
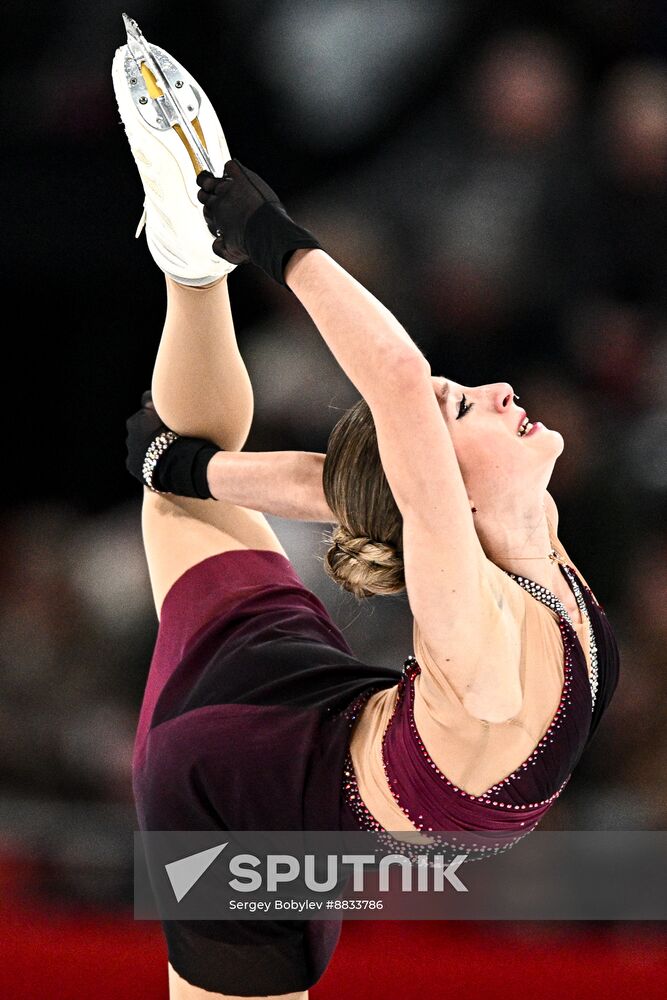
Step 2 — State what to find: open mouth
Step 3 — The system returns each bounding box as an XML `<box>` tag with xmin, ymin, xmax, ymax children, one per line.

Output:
<box><xmin>517</xmin><ymin>414</ymin><xmax>544</xmax><ymax>438</ymax></box>
<box><xmin>517</xmin><ymin>412</ymin><xmax>531</xmax><ymax>437</ymax></box>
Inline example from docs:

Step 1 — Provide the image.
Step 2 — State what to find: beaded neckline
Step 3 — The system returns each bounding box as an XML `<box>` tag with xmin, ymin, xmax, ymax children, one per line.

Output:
<box><xmin>342</xmin><ymin>567</ymin><xmax>599</xmax><ymax>835</ymax></box>
<box><xmin>504</xmin><ymin>560</ymin><xmax>598</xmax><ymax>708</ymax></box>
<box><xmin>341</xmin><ymin>556</ymin><xmax>601</xmax><ymax>837</ymax></box>
<box><xmin>343</xmin><ymin>615</ymin><xmax>582</xmax><ymax>834</ymax></box>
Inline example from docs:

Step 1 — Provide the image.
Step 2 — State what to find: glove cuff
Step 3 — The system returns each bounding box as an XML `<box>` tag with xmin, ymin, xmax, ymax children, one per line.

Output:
<box><xmin>153</xmin><ymin>439</ymin><xmax>220</xmax><ymax>499</ymax></box>
<box><xmin>244</xmin><ymin>202</ymin><xmax>322</xmax><ymax>286</ymax></box>
<box><xmin>142</xmin><ymin>430</ymin><xmax>180</xmax><ymax>492</ymax></box>
<box><xmin>191</xmin><ymin>443</ymin><xmax>221</xmax><ymax>499</ymax></box>
<box><xmin>142</xmin><ymin>434</ymin><xmax>220</xmax><ymax>499</ymax></box>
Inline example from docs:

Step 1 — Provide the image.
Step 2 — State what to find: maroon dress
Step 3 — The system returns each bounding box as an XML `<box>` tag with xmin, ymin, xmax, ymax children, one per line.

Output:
<box><xmin>133</xmin><ymin>549</ymin><xmax>619</xmax><ymax>996</ymax></box>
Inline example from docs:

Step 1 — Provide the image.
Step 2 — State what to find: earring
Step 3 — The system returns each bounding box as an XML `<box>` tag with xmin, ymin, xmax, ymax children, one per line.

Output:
<box><xmin>471</xmin><ymin>506</ymin><xmax>477</xmax><ymax>514</ymax></box>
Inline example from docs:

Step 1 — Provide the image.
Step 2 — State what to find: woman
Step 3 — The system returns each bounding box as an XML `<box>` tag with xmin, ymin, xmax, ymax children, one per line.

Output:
<box><xmin>113</xmin><ymin>35</ymin><xmax>619</xmax><ymax>1000</ymax></box>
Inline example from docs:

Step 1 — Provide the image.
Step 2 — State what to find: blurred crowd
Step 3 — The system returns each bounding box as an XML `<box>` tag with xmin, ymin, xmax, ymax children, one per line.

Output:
<box><xmin>1</xmin><ymin>0</ymin><xmax>666</xmax><ymax>907</ymax></box>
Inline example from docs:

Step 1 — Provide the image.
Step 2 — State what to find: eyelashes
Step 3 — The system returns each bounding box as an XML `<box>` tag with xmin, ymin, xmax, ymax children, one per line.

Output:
<box><xmin>456</xmin><ymin>394</ymin><xmax>473</xmax><ymax>419</ymax></box>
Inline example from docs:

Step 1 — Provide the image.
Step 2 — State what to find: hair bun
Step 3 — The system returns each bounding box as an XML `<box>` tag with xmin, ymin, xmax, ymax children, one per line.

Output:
<box><xmin>324</xmin><ymin>525</ymin><xmax>405</xmax><ymax>599</ymax></box>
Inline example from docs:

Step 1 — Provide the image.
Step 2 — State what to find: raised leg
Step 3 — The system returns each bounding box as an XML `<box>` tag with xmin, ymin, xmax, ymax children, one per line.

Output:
<box><xmin>112</xmin><ymin>36</ymin><xmax>288</xmax><ymax>615</ymax></box>
<box><xmin>151</xmin><ymin>275</ymin><xmax>254</xmax><ymax>450</ymax></box>
<box><xmin>142</xmin><ymin>275</ymin><xmax>287</xmax><ymax>617</ymax></box>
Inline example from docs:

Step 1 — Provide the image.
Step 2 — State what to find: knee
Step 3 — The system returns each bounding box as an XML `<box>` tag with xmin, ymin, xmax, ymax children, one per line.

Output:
<box><xmin>150</xmin><ymin>395</ymin><xmax>252</xmax><ymax>453</ymax></box>
<box><xmin>210</xmin><ymin>411</ymin><xmax>253</xmax><ymax>453</ymax></box>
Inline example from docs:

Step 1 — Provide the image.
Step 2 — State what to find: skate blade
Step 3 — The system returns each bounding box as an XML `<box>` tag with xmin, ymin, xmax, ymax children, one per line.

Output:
<box><xmin>121</xmin><ymin>12</ymin><xmax>215</xmax><ymax>175</ymax></box>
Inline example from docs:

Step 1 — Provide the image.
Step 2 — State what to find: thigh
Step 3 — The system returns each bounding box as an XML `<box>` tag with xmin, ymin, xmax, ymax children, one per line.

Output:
<box><xmin>142</xmin><ymin>488</ymin><xmax>288</xmax><ymax>618</ymax></box>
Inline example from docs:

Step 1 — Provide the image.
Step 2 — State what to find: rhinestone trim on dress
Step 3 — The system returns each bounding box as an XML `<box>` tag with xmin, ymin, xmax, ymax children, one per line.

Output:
<box><xmin>505</xmin><ymin>563</ymin><xmax>598</xmax><ymax>709</ymax></box>
<box><xmin>342</xmin><ymin>749</ymin><xmax>534</xmax><ymax>862</ymax></box>
<box><xmin>373</xmin><ymin>654</ymin><xmax>573</xmax><ymax>836</ymax></box>
<box><xmin>343</xmin><ymin>645</ymin><xmax>572</xmax><ymax>829</ymax></box>
<box><xmin>341</xmin><ymin>558</ymin><xmax>599</xmax><ymax>838</ymax></box>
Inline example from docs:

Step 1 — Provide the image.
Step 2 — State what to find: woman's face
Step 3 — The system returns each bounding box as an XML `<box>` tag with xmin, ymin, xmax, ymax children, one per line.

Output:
<box><xmin>433</xmin><ymin>376</ymin><xmax>564</xmax><ymax>501</ymax></box>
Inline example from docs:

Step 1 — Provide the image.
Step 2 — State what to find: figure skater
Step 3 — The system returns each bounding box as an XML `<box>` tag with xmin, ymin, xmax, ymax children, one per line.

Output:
<box><xmin>113</xmin><ymin>23</ymin><xmax>620</xmax><ymax>1000</ymax></box>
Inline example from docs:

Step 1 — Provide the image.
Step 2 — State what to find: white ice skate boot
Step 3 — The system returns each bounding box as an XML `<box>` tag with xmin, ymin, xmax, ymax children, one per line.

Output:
<box><xmin>112</xmin><ymin>13</ymin><xmax>234</xmax><ymax>285</ymax></box>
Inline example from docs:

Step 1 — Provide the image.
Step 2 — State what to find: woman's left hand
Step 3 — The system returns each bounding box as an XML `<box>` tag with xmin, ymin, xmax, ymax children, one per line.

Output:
<box><xmin>196</xmin><ymin>160</ymin><xmax>321</xmax><ymax>285</ymax></box>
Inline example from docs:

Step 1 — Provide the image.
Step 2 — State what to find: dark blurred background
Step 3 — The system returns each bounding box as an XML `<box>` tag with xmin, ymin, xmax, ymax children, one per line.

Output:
<box><xmin>1</xmin><ymin>1</ymin><xmax>666</xmax><ymax>996</ymax></box>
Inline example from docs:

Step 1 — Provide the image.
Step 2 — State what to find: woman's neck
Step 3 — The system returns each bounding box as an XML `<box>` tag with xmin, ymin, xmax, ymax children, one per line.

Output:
<box><xmin>474</xmin><ymin>498</ymin><xmax>584</xmax><ymax>625</ymax></box>
<box><xmin>475</xmin><ymin>501</ymin><xmax>563</xmax><ymax>595</ymax></box>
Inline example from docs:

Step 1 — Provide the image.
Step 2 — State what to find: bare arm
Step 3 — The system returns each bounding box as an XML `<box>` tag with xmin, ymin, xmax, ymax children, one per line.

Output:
<box><xmin>284</xmin><ymin>249</ymin><xmax>516</xmax><ymax>711</ymax></box>
<box><xmin>284</xmin><ymin>250</ymin><xmax>430</xmax><ymax>403</ymax></box>
<box><xmin>206</xmin><ymin>450</ymin><xmax>334</xmax><ymax>522</ymax></box>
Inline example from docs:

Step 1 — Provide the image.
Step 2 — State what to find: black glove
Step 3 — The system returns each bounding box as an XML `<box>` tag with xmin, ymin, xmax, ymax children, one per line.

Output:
<box><xmin>125</xmin><ymin>392</ymin><xmax>220</xmax><ymax>500</ymax></box>
<box><xmin>196</xmin><ymin>159</ymin><xmax>322</xmax><ymax>286</ymax></box>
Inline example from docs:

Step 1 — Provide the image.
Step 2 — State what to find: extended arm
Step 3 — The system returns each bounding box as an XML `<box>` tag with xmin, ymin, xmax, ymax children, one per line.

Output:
<box><xmin>206</xmin><ymin>450</ymin><xmax>333</xmax><ymax>521</ymax></box>
<box><xmin>284</xmin><ymin>250</ymin><xmax>429</xmax><ymax>404</ymax></box>
<box><xmin>284</xmin><ymin>257</ymin><xmax>524</xmax><ymax>716</ymax></box>
<box><xmin>198</xmin><ymin>162</ymin><xmax>518</xmax><ymax>713</ymax></box>
<box><xmin>197</xmin><ymin>161</ymin><xmax>429</xmax><ymax>402</ymax></box>
<box><xmin>126</xmin><ymin>395</ymin><xmax>332</xmax><ymax>520</ymax></box>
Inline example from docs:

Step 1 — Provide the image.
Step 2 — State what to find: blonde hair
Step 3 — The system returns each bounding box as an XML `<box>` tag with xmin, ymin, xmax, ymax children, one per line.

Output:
<box><xmin>322</xmin><ymin>398</ymin><xmax>405</xmax><ymax>600</ymax></box>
